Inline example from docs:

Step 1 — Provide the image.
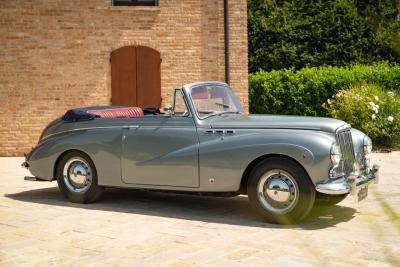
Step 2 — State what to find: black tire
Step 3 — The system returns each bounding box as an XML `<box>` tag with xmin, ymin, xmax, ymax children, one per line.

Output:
<box><xmin>247</xmin><ymin>157</ymin><xmax>315</xmax><ymax>224</ymax></box>
<box><xmin>56</xmin><ymin>151</ymin><xmax>104</xmax><ymax>203</ymax></box>
<box><xmin>315</xmin><ymin>192</ymin><xmax>348</xmax><ymax>206</ymax></box>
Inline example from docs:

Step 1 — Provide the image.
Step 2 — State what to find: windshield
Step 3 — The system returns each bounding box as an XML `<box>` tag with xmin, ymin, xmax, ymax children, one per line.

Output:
<box><xmin>189</xmin><ymin>85</ymin><xmax>244</xmax><ymax>119</ymax></box>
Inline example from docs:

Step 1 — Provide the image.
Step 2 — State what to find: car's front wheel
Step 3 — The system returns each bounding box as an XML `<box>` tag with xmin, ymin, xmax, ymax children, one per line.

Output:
<box><xmin>56</xmin><ymin>151</ymin><xmax>104</xmax><ymax>203</ymax></box>
<box><xmin>247</xmin><ymin>157</ymin><xmax>315</xmax><ymax>224</ymax></box>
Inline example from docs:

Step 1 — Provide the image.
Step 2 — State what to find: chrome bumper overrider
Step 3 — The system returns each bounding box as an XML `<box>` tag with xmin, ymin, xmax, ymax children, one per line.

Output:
<box><xmin>316</xmin><ymin>164</ymin><xmax>380</xmax><ymax>195</ymax></box>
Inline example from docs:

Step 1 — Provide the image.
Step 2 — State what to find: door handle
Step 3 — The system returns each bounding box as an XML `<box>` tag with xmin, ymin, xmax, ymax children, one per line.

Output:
<box><xmin>122</xmin><ymin>125</ymin><xmax>140</xmax><ymax>129</ymax></box>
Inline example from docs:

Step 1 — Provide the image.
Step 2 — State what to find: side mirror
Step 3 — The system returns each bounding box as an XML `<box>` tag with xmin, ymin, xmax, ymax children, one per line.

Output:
<box><xmin>164</xmin><ymin>103</ymin><xmax>173</xmax><ymax>116</ymax></box>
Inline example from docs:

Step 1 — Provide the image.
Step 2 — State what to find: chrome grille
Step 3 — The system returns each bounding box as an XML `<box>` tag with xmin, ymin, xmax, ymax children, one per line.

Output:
<box><xmin>336</xmin><ymin>128</ymin><xmax>356</xmax><ymax>175</ymax></box>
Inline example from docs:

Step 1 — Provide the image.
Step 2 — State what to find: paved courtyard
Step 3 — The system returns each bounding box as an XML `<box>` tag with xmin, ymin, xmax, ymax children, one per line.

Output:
<box><xmin>0</xmin><ymin>153</ymin><xmax>399</xmax><ymax>267</ymax></box>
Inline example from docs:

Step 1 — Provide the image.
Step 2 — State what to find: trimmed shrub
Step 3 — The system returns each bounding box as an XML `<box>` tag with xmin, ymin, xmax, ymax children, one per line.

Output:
<box><xmin>324</xmin><ymin>84</ymin><xmax>400</xmax><ymax>147</ymax></box>
<box><xmin>249</xmin><ymin>62</ymin><xmax>400</xmax><ymax>117</ymax></box>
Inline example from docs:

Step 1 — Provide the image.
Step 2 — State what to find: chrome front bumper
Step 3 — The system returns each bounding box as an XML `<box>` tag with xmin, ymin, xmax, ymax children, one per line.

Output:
<box><xmin>316</xmin><ymin>164</ymin><xmax>380</xmax><ymax>195</ymax></box>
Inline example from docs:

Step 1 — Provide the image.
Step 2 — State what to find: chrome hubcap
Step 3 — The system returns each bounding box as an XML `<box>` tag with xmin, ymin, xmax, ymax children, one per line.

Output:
<box><xmin>265</xmin><ymin>179</ymin><xmax>291</xmax><ymax>202</ymax></box>
<box><xmin>63</xmin><ymin>157</ymin><xmax>92</xmax><ymax>193</ymax></box>
<box><xmin>257</xmin><ymin>170</ymin><xmax>299</xmax><ymax>214</ymax></box>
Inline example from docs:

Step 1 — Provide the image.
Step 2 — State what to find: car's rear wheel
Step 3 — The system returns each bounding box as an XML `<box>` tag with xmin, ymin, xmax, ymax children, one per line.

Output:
<box><xmin>56</xmin><ymin>151</ymin><xmax>104</xmax><ymax>203</ymax></box>
<box><xmin>315</xmin><ymin>192</ymin><xmax>348</xmax><ymax>206</ymax></box>
<box><xmin>247</xmin><ymin>157</ymin><xmax>315</xmax><ymax>224</ymax></box>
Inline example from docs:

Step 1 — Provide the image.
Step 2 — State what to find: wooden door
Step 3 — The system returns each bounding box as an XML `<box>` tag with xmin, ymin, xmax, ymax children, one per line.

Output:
<box><xmin>111</xmin><ymin>45</ymin><xmax>161</xmax><ymax>108</ymax></box>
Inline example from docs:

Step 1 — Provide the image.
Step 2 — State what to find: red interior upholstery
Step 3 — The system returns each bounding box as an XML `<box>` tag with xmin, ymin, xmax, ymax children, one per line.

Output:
<box><xmin>86</xmin><ymin>107</ymin><xmax>144</xmax><ymax>118</ymax></box>
<box><xmin>210</xmin><ymin>87</ymin><xmax>226</xmax><ymax>98</ymax></box>
<box><xmin>191</xmin><ymin>88</ymin><xmax>208</xmax><ymax>99</ymax></box>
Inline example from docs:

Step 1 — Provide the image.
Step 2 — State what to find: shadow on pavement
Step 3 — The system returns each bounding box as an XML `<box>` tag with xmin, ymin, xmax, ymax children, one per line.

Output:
<box><xmin>6</xmin><ymin>186</ymin><xmax>356</xmax><ymax>230</ymax></box>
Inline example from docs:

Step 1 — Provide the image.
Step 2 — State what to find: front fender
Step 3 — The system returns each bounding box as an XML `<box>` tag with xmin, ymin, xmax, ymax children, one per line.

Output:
<box><xmin>197</xmin><ymin>129</ymin><xmax>335</xmax><ymax>191</ymax></box>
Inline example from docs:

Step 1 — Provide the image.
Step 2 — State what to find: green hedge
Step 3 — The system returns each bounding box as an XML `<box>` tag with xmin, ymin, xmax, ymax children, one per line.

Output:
<box><xmin>249</xmin><ymin>62</ymin><xmax>400</xmax><ymax>116</ymax></box>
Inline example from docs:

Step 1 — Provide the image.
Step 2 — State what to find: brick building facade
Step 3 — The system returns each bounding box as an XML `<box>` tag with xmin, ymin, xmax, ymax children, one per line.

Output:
<box><xmin>0</xmin><ymin>0</ymin><xmax>248</xmax><ymax>156</ymax></box>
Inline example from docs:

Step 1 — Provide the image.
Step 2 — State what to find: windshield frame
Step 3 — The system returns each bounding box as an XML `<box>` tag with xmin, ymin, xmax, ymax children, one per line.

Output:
<box><xmin>187</xmin><ymin>83</ymin><xmax>244</xmax><ymax>120</ymax></box>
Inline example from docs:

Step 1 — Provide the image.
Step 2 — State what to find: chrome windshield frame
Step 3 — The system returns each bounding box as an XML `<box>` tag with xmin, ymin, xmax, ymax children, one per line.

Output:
<box><xmin>186</xmin><ymin>82</ymin><xmax>244</xmax><ymax>120</ymax></box>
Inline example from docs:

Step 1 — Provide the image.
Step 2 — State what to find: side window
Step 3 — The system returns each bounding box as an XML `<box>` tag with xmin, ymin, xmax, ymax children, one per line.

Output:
<box><xmin>173</xmin><ymin>90</ymin><xmax>189</xmax><ymax>116</ymax></box>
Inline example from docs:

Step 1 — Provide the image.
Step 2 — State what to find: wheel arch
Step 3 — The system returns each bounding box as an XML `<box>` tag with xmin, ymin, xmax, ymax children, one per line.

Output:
<box><xmin>239</xmin><ymin>154</ymin><xmax>311</xmax><ymax>194</ymax></box>
<box><xmin>53</xmin><ymin>149</ymin><xmax>93</xmax><ymax>181</ymax></box>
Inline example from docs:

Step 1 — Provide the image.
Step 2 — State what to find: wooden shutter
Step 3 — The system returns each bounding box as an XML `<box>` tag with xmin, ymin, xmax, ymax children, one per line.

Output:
<box><xmin>111</xmin><ymin>45</ymin><xmax>161</xmax><ymax>108</ymax></box>
<box><xmin>136</xmin><ymin>45</ymin><xmax>161</xmax><ymax>108</ymax></box>
<box><xmin>111</xmin><ymin>46</ymin><xmax>137</xmax><ymax>106</ymax></box>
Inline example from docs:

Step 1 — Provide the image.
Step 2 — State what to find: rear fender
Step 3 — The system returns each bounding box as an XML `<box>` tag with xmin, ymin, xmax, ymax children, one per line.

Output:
<box><xmin>27</xmin><ymin>129</ymin><xmax>122</xmax><ymax>185</ymax></box>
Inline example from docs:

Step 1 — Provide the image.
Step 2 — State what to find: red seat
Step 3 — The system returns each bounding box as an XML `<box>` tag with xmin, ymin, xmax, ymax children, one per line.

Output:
<box><xmin>86</xmin><ymin>107</ymin><xmax>144</xmax><ymax>118</ymax></box>
<box><xmin>191</xmin><ymin>87</ymin><xmax>208</xmax><ymax>99</ymax></box>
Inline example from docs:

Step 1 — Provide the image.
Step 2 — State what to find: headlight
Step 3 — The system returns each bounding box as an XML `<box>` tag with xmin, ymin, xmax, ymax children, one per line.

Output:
<box><xmin>363</xmin><ymin>136</ymin><xmax>373</xmax><ymax>155</ymax></box>
<box><xmin>330</xmin><ymin>143</ymin><xmax>342</xmax><ymax>165</ymax></box>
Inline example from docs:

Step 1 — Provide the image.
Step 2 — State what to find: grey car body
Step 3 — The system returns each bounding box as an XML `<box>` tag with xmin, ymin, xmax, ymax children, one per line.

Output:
<box><xmin>23</xmin><ymin>81</ymin><xmax>379</xmax><ymax>223</ymax></box>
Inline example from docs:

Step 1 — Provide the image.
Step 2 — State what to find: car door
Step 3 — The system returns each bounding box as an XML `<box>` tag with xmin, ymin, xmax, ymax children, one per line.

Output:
<box><xmin>121</xmin><ymin>89</ymin><xmax>199</xmax><ymax>187</ymax></box>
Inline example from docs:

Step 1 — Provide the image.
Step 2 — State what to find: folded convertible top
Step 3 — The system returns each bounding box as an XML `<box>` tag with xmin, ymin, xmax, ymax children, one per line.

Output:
<box><xmin>62</xmin><ymin>106</ymin><xmax>128</xmax><ymax>122</ymax></box>
<box><xmin>61</xmin><ymin>106</ymin><xmax>159</xmax><ymax>122</ymax></box>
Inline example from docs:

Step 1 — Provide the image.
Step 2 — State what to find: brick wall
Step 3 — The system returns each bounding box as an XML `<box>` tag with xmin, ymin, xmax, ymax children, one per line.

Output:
<box><xmin>0</xmin><ymin>0</ymin><xmax>248</xmax><ymax>156</ymax></box>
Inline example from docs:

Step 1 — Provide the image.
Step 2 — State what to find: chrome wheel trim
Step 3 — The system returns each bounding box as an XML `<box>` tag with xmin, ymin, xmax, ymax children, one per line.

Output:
<box><xmin>63</xmin><ymin>157</ymin><xmax>93</xmax><ymax>193</ymax></box>
<box><xmin>257</xmin><ymin>170</ymin><xmax>299</xmax><ymax>214</ymax></box>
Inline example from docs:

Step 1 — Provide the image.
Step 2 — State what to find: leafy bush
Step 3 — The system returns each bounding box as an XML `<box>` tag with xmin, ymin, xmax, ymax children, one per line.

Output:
<box><xmin>324</xmin><ymin>84</ymin><xmax>400</xmax><ymax>147</ymax></box>
<box><xmin>249</xmin><ymin>62</ymin><xmax>400</xmax><ymax>117</ymax></box>
<box><xmin>248</xmin><ymin>0</ymin><xmax>400</xmax><ymax>72</ymax></box>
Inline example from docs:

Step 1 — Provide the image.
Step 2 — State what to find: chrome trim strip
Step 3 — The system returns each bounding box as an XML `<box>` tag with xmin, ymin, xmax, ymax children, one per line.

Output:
<box><xmin>208</xmin><ymin>126</ymin><xmax>322</xmax><ymax>130</ymax></box>
<box><xmin>41</xmin><ymin>126</ymin><xmax>123</xmax><ymax>140</ymax></box>
<box><xmin>138</xmin><ymin>125</ymin><xmax>192</xmax><ymax>128</ymax></box>
<box><xmin>41</xmin><ymin>125</ymin><xmax>194</xmax><ymax>141</ymax></box>
<box><xmin>122</xmin><ymin>125</ymin><xmax>140</xmax><ymax>129</ymax></box>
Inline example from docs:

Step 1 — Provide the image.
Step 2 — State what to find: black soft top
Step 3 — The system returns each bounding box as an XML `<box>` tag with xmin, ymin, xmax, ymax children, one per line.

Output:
<box><xmin>62</xmin><ymin>106</ymin><xmax>127</xmax><ymax>122</ymax></box>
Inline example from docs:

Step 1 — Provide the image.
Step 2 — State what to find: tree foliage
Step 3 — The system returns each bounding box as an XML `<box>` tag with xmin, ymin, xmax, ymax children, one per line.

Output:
<box><xmin>248</xmin><ymin>0</ymin><xmax>400</xmax><ymax>72</ymax></box>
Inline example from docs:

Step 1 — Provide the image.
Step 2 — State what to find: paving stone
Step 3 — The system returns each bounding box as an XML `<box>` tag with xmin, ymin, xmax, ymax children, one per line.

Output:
<box><xmin>0</xmin><ymin>154</ymin><xmax>399</xmax><ymax>266</ymax></box>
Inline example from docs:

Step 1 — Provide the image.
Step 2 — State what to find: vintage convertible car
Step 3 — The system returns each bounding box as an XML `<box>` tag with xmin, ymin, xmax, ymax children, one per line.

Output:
<box><xmin>22</xmin><ymin>81</ymin><xmax>379</xmax><ymax>224</ymax></box>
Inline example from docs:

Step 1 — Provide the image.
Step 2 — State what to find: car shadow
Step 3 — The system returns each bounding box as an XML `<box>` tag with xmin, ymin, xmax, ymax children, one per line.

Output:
<box><xmin>5</xmin><ymin>186</ymin><xmax>356</xmax><ymax>230</ymax></box>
